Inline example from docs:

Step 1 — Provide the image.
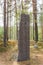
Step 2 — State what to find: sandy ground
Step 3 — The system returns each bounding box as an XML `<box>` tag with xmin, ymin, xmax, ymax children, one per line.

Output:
<box><xmin>0</xmin><ymin>46</ymin><xmax>43</xmax><ymax>65</ymax></box>
<box><xmin>0</xmin><ymin>53</ymin><xmax>43</xmax><ymax>65</ymax></box>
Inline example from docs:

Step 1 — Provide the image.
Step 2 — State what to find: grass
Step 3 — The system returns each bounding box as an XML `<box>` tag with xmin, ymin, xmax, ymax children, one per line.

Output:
<box><xmin>0</xmin><ymin>40</ymin><xmax>43</xmax><ymax>52</ymax></box>
<box><xmin>0</xmin><ymin>40</ymin><xmax>18</xmax><ymax>52</ymax></box>
<box><xmin>0</xmin><ymin>44</ymin><xmax>11</xmax><ymax>52</ymax></box>
<box><xmin>0</xmin><ymin>40</ymin><xmax>43</xmax><ymax>65</ymax></box>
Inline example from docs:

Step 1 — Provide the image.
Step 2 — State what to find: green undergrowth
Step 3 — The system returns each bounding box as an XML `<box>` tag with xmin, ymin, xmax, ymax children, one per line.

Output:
<box><xmin>37</xmin><ymin>42</ymin><xmax>43</xmax><ymax>48</ymax></box>
<box><xmin>0</xmin><ymin>44</ymin><xmax>13</xmax><ymax>52</ymax></box>
<box><xmin>0</xmin><ymin>40</ymin><xmax>43</xmax><ymax>52</ymax></box>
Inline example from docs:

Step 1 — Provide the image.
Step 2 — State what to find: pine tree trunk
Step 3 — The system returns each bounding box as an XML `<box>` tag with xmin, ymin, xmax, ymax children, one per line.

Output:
<box><xmin>4</xmin><ymin>0</ymin><xmax>7</xmax><ymax>47</ymax></box>
<box><xmin>18</xmin><ymin>14</ymin><xmax>30</xmax><ymax>61</ymax></box>
<box><xmin>32</xmin><ymin>0</ymin><xmax>38</xmax><ymax>42</ymax></box>
<box><xmin>7</xmin><ymin>0</ymin><xmax>8</xmax><ymax>41</ymax></box>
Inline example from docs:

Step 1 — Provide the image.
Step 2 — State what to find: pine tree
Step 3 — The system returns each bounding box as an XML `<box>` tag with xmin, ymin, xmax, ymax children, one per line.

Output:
<box><xmin>4</xmin><ymin>0</ymin><xmax>7</xmax><ymax>47</ymax></box>
<box><xmin>32</xmin><ymin>0</ymin><xmax>38</xmax><ymax>42</ymax></box>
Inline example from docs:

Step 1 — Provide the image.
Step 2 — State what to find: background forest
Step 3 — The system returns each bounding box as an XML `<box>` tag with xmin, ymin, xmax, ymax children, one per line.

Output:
<box><xmin>0</xmin><ymin>0</ymin><xmax>43</xmax><ymax>65</ymax></box>
<box><xmin>0</xmin><ymin>0</ymin><xmax>43</xmax><ymax>43</ymax></box>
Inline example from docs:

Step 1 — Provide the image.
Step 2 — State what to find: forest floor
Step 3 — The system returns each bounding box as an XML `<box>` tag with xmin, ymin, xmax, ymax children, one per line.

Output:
<box><xmin>0</xmin><ymin>40</ymin><xmax>43</xmax><ymax>65</ymax></box>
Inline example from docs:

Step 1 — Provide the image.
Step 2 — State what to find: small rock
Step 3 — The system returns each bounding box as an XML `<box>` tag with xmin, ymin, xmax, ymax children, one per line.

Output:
<box><xmin>34</xmin><ymin>44</ymin><xmax>38</xmax><ymax>48</ymax></box>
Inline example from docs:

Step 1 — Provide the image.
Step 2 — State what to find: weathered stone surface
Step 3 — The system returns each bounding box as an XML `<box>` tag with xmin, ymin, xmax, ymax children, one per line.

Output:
<box><xmin>18</xmin><ymin>14</ymin><xmax>30</xmax><ymax>61</ymax></box>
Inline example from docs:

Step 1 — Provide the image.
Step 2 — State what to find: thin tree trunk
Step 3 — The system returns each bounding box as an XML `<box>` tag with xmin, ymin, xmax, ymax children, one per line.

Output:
<box><xmin>10</xmin><ymin>0</ymin><xmax>12</xmax><ymax>40</ymax></box>
<box><xmin>32</xmin><ymin>0</ymin><xmax>38</xmax><ymax>42</ymax></box>
<box><xmin>33</xmin><ymin>22</ymin><xmax>35</xmax><ymax>40</ymax></box>
<box><xmin>7</xmin><ymin>0</ymin><xmax>8</xmax><ymax>41</ymax></box>
<box><xmin>41</xmin><ymin>14</ymin><xmax>43</xmax><ymax>41</ymax></box>
<box><xmin>15</xmin><ymin>0</ymin><xmax>18</xmax><ymax>40</ymax></box>
<box><xmin>4</xmin><ymin>0</ymin><xmax>7</xmax><ymax>47</ymax></box>
<box><xmin>41</xmin><ymin>0</ymin><xmax>43</xmax><ymax>41</ymax></box>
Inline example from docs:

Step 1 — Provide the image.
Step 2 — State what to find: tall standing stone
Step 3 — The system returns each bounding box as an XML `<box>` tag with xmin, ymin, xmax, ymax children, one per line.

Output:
<box><xmin>18</xmin><ymin>14</ymin><xmax>30</xmax><ymax>61</ymax></box>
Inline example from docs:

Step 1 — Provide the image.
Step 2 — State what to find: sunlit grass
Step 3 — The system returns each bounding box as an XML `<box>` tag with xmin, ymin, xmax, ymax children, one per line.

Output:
<box><xmin>0</xmin><ymin>40</ymin><xmax>18</xmax><ymax>52</ymax></box>
<box><xmin>0</xmin><ymin>44</ymin><xmax>10</xmax><ymax>52</ymax></box>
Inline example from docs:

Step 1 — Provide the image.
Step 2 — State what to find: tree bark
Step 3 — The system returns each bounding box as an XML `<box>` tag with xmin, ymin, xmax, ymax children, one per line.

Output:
<box><xmin>4</xmin><ymin>0</ymin><xmax>7</xmax><ymax>47</ymax></box>
<box><xmin>7</xmin><ymin>0</ymin><xmax>8</xmax><ymax>41</ymax></box>
<box><xmin>32</xmin><ymin>0</ymin><xmax>38</xmax><ymax>42</ymax></box>
<box><xmin>18</xmin><ymin>14</ymin><xmax>30</xmax><ymax>61</ymax></box>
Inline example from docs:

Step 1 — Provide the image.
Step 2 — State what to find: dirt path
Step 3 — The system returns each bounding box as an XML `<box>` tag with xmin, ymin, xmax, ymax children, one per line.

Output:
<box><xmin>0</xmin><ymin>45</ymin><xmax>43</xmax><ymax>65</ymax></box>
<box><xmin>0</xmin><ymin>53</ymin><xmax>43</xmax><ymax>65</ymax></box>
